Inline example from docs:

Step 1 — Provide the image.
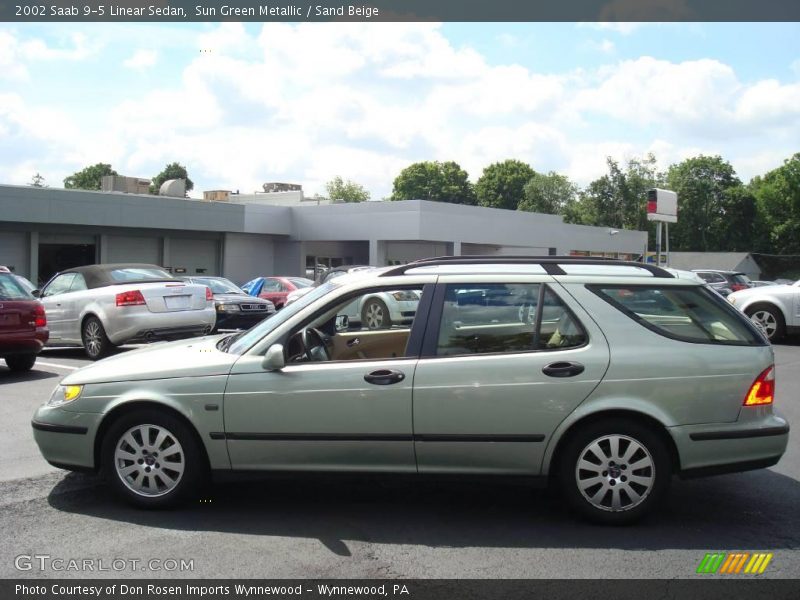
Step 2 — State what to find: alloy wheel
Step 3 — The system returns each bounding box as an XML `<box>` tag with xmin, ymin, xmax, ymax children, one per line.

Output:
<box><xmin>364</xmin><ymin>302</ymin><xmax>385</xmax><ymax>329</ymax></box>
<box><xmin>575</xmin><ymin>434</ymin><xmax>655</xmax><ymax>512</ymax></box>
<box><xmin>750</xmin><ymin>310</ymin><xmax>777</xmax><ymax>339</ymax></box>
<box><xmin>114</xmin><ymin>424</ymin><xmax>185</xmax><ymax>497</ymax></box>
<box><xmin>84</xmin><ymin>321</ymin><xmax>103</xmax><ymax>357</ymax></box>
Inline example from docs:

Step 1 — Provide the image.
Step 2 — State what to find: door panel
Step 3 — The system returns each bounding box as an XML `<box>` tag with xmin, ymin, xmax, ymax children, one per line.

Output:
<box><xmin>224</xmin><ymin>357</ymin><xmax>417</xmax><ymax>471</ymax></box>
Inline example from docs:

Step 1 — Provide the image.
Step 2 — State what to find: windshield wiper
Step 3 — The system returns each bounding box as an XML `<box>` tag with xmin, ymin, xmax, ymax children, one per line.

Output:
<box><xmin>217</xmin><ymin>332</ymin><xmax>244</xmax><ymax>353</ymax></box>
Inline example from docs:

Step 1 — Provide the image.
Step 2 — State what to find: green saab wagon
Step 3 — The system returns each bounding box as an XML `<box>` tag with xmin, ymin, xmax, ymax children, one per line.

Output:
<box><xmin>32</xmin><ymin>257</ymin><xmax>790</xmax><ymax>523</ymax></box>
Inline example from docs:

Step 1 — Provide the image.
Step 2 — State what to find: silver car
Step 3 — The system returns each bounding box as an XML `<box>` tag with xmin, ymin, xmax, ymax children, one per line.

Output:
<box><xmin>37</xmin><ymin>263</ymin><xmax>216</xmax><ymax>359</ymax></box>
<box><xmin>32</xmin><ymin>257</ymin><xmax>788</xmax><ymax>524</ymax></box>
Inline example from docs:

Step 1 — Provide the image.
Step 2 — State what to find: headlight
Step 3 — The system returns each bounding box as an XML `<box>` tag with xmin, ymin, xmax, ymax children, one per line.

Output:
<box><xmin>216</xmin><ymin>304</ymin><xmax>241</xmax><ymax>312</ymax></box>
<box><xmin>728</xmin><ymin>296</ymin><xmax>736</xmax><ymax>304</ymax></box>
<box><xmin>391</xmin><ymin>291</ymin><xmax>418</xmax><ymax>301</ymax></box>
<box><xmin>47</xmin><ymin>385</ymin><xmax>83</xmax><ymax>407</ymax></box>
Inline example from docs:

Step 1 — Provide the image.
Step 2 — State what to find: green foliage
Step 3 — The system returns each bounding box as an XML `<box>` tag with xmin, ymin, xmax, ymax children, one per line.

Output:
<box><xmin>518</xmin><ymin>171</ymin><xmax>578</xmax><ymax>215</ymax></box>
<box><xmin>63</xmin><ymin>163</ymin><xmax>117</xmax><ymax>190</ymax></box>
<box><xmin>391</xmin><ymin>161</ymin><xmax>475</xmax><ymax>204</ymax></box>
<box><xmin>751</xmin><ymin>153</ymin><xmax>800</xmax><ymax>254</ymax></box>
<box><xmin>475</xmin><ymin>159</ymin><xmax>536</xmax><ymax>210</ymax></box>
<box><xmin>151</xmin><ymin>162</ymin><xmax>194</xmax><ymax>194</ymax></box>
<box><xmin>325</xmin><ymin>176</ymin><xmax>371</xmax><ymax>203</ymax></box>
<box><xmin>666</xmin><ymin>155</ymin><xmax>741</xmax><ymax>251</ymax></box>
<box><xmin>29</xmin><ymin>172</ymin><xmax>47</xmax><ymax>188</ymax></box>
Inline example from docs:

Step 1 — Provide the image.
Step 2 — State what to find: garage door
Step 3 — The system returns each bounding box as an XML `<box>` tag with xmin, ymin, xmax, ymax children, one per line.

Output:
<box><xmin>170</xmin><ymin>238</ymin><xmax>219</xmax><ymax>276</ymax></box>
<box><xmin>106</xmin><ymin>235</ymin><xmax>161</xmax><ymax>265</ymax></box>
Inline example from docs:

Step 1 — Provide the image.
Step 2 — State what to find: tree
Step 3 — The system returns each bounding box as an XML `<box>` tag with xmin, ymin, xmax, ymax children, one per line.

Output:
<box><xmin>518</xmin><ymin>171</ymin><xmax>578</xmax><ymax>215</ymax></box>
<box><xmin>29</xmin><ymin>172</ymin><xmax>47</xmax><ymax>187</ymax></box>
<box><xmin>391</xmin><ymin>161</ymin><xmax>475</xmax><ymax>204</ymax></box>
<box><xmin>666</xmin><ymin>155</ymin><xmax>741</xmax><ymax>251</ymax></box>
<box><xmin>475</xmin><ymin>159</ymin><xmax>536</xmax><ymax>210</ymax></box>
<box><xmin>325</xmin><ymin>176</ymin><xmax>370</xmax><ymax>203</ymax></box>
<box><xmin>750</xmin><ymin>153</ymin><xmax>800</xmax><ymax>254</ymax></box>
<box><xmin>151</xmin><ymin>162</ymin><xmax>194</xmax><ymax>195</ymax></box>
<box><xmin>63</xmin><ymin>163</ymin><xmax>117</xmax><ymax>190</ymax></box>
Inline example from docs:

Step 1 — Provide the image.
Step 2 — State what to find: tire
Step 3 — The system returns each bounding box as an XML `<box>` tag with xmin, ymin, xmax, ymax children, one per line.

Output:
<box><xmin>101</xmin><ymin>409</ymin><xmax>206</xmax><ymax>509</ymax></box>
<box><xmin>557</xmin><ymin>418</ymin><xmax>671</xmax><ymax>525</ymax></box>
<box><xmin>361</xmin><ymin>298</ymin><xmax>392</xmax><ymax>330</ymax></box>
<box><xmin>745</xmin><ymin>304</ymin><xmax>785</xmax><ymax>343</ymax></box>
<box><xmin>81</xmin><ymin>316</ymin><xmax>115</xmax><ymax>360</ymax></box>
<box><xmin>5</xmin><ymin>354</ymin><xmax>37</xmax><ymax>372</ymax></box>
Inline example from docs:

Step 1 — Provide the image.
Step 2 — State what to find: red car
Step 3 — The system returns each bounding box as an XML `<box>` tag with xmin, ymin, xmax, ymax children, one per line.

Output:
<box><xmin>0</xmin><ymin>271</ymin><xmax>49</xmax><ymax>372</ymax></box>
<box><xmin>242</xmin><ymin>276</ymin><xmax>314</xmax><ymax>309</ymax></box>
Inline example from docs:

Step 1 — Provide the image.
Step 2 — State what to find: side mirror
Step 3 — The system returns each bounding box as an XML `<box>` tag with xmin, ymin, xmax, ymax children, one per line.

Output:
<box><xmin>262</xmin><ymin>344</ymin><xmax>285</xmax><ymax>371</ymax></box>
<box><xmin>335</xmin><ymin>314</ymin><xmax>349</xmax><ymax>332</ymax></box>
<box><xmin>31</xmin><ymin>289</ymin><xmax>41</xmax><ymax>298</ymax></box>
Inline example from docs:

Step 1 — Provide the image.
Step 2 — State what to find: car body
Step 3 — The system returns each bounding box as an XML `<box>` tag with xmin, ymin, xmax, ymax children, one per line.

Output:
<box><xmin>750</xmin><ymin>280</ymin><xmax>777</xmax><ymax>287</ymax></box>
<box><xmin>37</xmin><ymin>263</ymin><xmax>216</xmax><ymax>360</ymax></box>
<box><xmin>728</xmin><ymin>281</ymin><xmax>800</xmax><ymax>342</ymax></box>
<box><xmin>180</xmin><ymin>276</ymin><xmax>275</xmax><ymax>331</ymax></box>
<box><xmin>0</xmin><ymin>271</ymin><xmax>49</xmax><ymax>371</ymax></box>
<box><xmin>32</xmin><ymin>256</ymin><xmax>788</xmax><ymax>523</ymax></box>
<box><xmin>692</xmin><ymin>270</ymin><xmax>753</xmax><ymax>297</ymax></box>
<box><xmin>241</xmin><ymin>276</ymin><xmax>314</xmax><ymax>309</ymax></box>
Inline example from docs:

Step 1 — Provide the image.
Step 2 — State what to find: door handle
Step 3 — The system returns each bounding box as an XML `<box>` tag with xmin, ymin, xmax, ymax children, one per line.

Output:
<box><xmin>364</xmin><ymin>369</ymin><xmax>405</xmax><ymax>385</ymax></box>
<box><xmin>542</xmin><ymin>361</ymin><xmax>585</xmax><ymax>378</ymax></box>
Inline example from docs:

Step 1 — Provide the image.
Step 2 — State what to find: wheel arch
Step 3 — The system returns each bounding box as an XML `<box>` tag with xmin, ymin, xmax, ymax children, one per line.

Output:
<box><xmin>742</xmin><ymin>300</ymin><xmax>788</xmax><ymax>322</ymax></box>
<box><xmin>544</xmin><ymin>408</ymin><xmax>681</xmax><ymax>479</ymax></box>
<box><xmin>93</xmin><ymin>400</ymin><xmax>211</xmax><ymax>473</ymax></box>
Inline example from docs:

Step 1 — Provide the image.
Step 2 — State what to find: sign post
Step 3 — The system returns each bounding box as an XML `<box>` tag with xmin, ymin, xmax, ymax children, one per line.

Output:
<box><xmin>646</xmin><ymin>188</ymin><xmax>678</xmax><ymax>267</ymax></box>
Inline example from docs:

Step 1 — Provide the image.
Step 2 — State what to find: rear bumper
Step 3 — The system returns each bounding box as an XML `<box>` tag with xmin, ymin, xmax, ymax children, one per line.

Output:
<box><xmin>670</xmin><ymin>412</ymin><xmax>789</xmax><ymax>477</ymax></box>
<box><xmin>105</xmin><ymin>309</ymin><xmax>216</xmax><ymax>345</ymax></box>
<box><xmin>0</xmin><ymin>328</ymin><xmax>49</xmax><ymax>356</ymax></box>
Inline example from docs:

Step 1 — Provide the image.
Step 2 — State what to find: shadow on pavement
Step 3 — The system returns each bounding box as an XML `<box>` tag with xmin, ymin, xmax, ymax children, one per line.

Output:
<box><xmin>0</xmin><ymin>368</ymin><xmax>59</xmax><ymax>382</ymax></box>
<box><xmin>48</xmin><ymin>468</ymin><xmax>800</xmax><ymax>555</ymax></box>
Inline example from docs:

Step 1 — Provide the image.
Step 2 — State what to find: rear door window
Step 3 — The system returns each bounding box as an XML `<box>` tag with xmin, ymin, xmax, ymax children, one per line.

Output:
<box><xmin>590</xmin><ymin>285</ymin><xmax>765</xmax><ymax>345</ymax></box>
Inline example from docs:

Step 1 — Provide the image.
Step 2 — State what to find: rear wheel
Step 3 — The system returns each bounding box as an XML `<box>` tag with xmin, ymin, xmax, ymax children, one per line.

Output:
<box><xmin>5</xmin><ymin>354</ymin><xmax>37</xmax><ymax>372</ymax></box>
<box><xmin>745</xmin><ymin>304</ymin><xmax>785</xmax><ymax>342</ymax></box>
<box><xmin>81</xmin><ymin>316</ymin><xmax>115</xmax><ymax>360</ymax></box>
<box><xmin>557</xmin><ymin>419</ymin><xmax>671</xmax><ymax>524</ymax></box>
<box><xmin>101</xmin><ymin>409</ymin><xmax>205</xmax><ymax>508</ymax></box>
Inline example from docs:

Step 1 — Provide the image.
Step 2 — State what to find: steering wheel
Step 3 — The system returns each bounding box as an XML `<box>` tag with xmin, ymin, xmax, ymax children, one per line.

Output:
<box><xmin>301</xmin><ymin>327</ymin><xmax>330</xmax><ymax>362</ymax></box>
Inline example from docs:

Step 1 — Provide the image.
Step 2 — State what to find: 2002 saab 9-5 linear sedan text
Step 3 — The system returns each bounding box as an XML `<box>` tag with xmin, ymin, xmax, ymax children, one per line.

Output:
<box><xmin>32</xmin><ymin>257</ymin><xmax>789</xmax><ymax>523</ymax></box>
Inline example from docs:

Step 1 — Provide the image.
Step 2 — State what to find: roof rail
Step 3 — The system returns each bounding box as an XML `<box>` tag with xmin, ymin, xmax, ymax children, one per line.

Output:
<box><xmin>380</xmin><ymin>255</ymin><xmax>674</xmax><ymax>278</ymax></box>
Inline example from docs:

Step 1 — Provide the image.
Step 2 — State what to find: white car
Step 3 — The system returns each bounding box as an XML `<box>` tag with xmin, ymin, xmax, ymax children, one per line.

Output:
<box><xmin>37</xmin><ymin>263</ymin><xmax>217</xmax><ymax>359</ymax></box>
<box><xmin>727</xmin><ymin>281</ymin><xmax>799</xmax><ymax>342</ymax></box>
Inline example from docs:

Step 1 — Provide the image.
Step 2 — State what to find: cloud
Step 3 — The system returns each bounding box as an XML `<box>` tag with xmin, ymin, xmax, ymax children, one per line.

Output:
<box><xmin>123</xmin><ymin>49</ymin><xmax>158</xmax><ymax>70</ymax></box>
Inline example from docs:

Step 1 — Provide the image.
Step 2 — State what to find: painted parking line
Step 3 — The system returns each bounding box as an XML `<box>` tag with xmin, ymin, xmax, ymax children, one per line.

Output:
<box><xmin>36</xmin><ymin>361</ymin><xmax>80</xmax><ymax>371</ymax></box>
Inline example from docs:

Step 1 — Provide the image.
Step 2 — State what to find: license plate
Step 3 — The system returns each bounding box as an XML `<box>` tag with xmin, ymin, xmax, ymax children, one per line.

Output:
<box><xmin>1</xmin><ymin>314</ymin><xmax>20</xmax><ymax>325</ymax></box>
<box><xmin>164</xmin><ymin>295</ymin><xmax>191</xmax><ymax>310</ymax></box>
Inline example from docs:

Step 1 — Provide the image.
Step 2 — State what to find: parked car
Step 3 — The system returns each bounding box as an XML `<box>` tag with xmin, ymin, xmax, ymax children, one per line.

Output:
<box><xmin>32</xmin><ymin>256</ymin><xmax>787</xmax><ymax>524</ymax></box>
<box><xmin>241</xmin><ymin>276</ymin><xmax>314</xmax><ymax>309</ymax></box>
<box><xmin>180</xmin><ymin>276</ymin><xmax>275</xmax><ymax>331</ymax></box>
<box><xmin>35</xmin><ymin>263</ymin><xmax>216</xmax><ymax>360</ymax></box>
<box><xmin>728</xmin><ymin>280</ymin><xmax>800</xmax><ymax>342</ymax></box>
<box><xmin>692</xmin><ymin>270</ymin><xmax>753</xmax><ymax>297</ymax></box>
<box><xmin>1</xmin><ymin>271</ymin><xmax>49</xmax><ymax>371</ymax></box>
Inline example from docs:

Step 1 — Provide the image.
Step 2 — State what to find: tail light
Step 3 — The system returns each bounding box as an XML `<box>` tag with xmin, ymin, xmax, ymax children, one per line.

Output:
<box><xmin>744</xmin><ymin>366</ymin><xmax>775</xmax><ymax>406</ymax></box>
<box><xmin>116</xmin><ymin>290</ymin><xmax>146</xmax><ymax>306</ymax></box>
<box><xmin>731</xmin><ymin>283</ymin><xmax>747</xmax><ymax>292</ymax></box>
<box><xmin>205</xmin><ymin>287</ymin><xmax>213</xmax><ymax>301</ymax></box>
<box><xmin>33</xmin><ymin>303</ymin><xmax>46</xmax><ymax>328</ymax></box>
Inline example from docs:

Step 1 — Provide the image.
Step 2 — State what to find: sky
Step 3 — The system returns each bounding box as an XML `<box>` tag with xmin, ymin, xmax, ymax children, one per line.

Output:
<box><xmin>0</xmin><ymin>21</ymin><xmax>798</xmax><ymax>200</ymax></box>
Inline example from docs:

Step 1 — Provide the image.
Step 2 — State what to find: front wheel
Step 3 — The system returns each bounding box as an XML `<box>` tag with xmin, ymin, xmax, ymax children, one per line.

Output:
<box><xmin>101</xmin><ymin>409</ymin><xmax>206</xmax><ymax>508</ymax></box>
<box><xmin>746</xmin><ymin>305</ymin><xmax>785</xmax><ymax>342</ymax></box>
<box><xmin>361</xmin><ymin>298</ymin><xmax>391</xmax><ymax>330</ymax></box>
<box><xmin>81</xmin><ymin>316</ymin><xmax>115</xmax><ymax>360</ymax></box>
<box><xmin>557</xmin><ymin>419</ymin><xmax>671</xmax><ymax>524</ymax></box>
<box><xmin>5</xmin><ymin>354</ymin><xmax>37</xmax><ymax>372</ymax></box>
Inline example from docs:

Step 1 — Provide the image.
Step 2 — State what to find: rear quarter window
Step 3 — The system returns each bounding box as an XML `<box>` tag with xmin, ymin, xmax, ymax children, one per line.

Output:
<box><xmin>589</xmin><ymin>285</ymin><xmax>766</xmax><ymax>346</ymax></box>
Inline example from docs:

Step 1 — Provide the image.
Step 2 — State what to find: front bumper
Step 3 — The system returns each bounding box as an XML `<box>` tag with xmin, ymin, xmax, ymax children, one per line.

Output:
<box><xmin>215</xmin><ymin>311</ymin><xmax>274</xmax><ymax>331</ymax></box>
<box><xmin>670</xmin><ymin>410</ymin><xmax>789</xmax><ymax>477</ymax></box>
<box><xmin>31</xmin><ymin>405</ymin><xmax>101</xmax><ymax>471</ymax></box>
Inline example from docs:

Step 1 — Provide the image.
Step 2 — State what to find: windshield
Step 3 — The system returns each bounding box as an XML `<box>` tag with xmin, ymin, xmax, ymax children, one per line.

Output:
<box><xmin>288</xmin><ymin>278</ymin><xmax>314</xmax><ymax>288</ymax></box>
<box><xmin>0</xmin><ymin>274</ymin><xmax>32</xmax><ymax>300</ymax></box>
<box><xmin>195</xmin><ymin>277</ymin><xmax>243</xmax><ymax>294</ymax></box>
<box><xmin>227</xmin><ymin>281</ymin><xmax>340</xmax><ymax>354</ymax></box>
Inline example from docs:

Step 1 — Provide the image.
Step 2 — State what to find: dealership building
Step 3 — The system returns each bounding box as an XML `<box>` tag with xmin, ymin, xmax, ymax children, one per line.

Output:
<box><xmin>0</xmin><ymin>184</ymin><xmax>647</xmax><ymax>286</ymax></box>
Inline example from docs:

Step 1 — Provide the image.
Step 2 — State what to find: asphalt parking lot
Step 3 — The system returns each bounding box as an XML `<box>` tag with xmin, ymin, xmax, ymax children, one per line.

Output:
<box><xmin>1</xmin><ymin>343</ymin><xmax>799</xmax><ymax>579</ymax></box>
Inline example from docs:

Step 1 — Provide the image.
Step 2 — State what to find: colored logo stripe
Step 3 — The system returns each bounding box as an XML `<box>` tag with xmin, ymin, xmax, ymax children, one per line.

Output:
<box><xmin>697</xmin><ymin>552</ymin><xmax>773</xmax><ymax>574</ymax></box>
